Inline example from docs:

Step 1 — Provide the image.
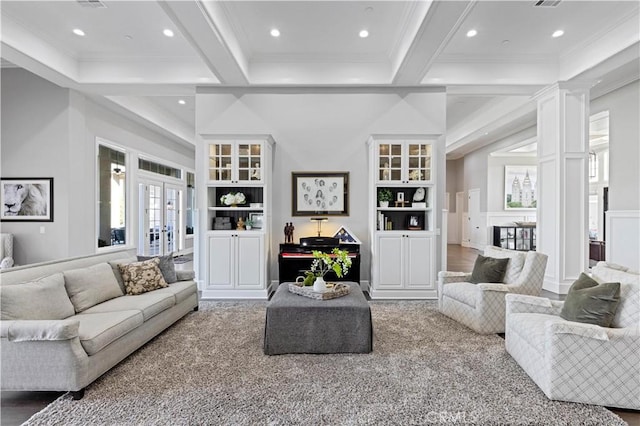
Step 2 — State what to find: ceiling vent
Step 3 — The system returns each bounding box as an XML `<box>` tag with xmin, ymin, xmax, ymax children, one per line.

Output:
<box><xmin>77</xmin><ymin>0</ymin><xmax>107</xmax><ymax>8</ymax></box>
<box><xmin>534</xmin><ymin>0</ymin><xmax>561</xmax><ymax>6</ymax></box>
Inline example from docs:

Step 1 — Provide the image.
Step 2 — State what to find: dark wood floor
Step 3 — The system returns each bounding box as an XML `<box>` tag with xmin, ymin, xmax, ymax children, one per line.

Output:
<box><xmin>2</xmin><ymin>246</ymin><xmax>638</xmax><ymax>425</ymax></box>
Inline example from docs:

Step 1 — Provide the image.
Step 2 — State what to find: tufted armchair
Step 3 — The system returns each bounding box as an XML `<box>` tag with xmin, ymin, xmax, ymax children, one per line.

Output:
<box><xmin>505</xmin><ymin>262</ymin><xmax>640</xmax><ymax>409</ymax></box>
<box><xmin>438</xmin><ymin>246</ymin><xmax>548</xmax><ymax>334</ymax></box>
<box><xmin>0</xmin><ymin>233</ymin><xmax>14</xmax><ymax>269</ymax></box>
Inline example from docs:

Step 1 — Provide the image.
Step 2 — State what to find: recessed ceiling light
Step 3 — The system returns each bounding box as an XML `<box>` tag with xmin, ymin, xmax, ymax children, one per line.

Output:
<box><xmin>359</xmin><ymin>30</ymin><xmax>369</xmax><ymax>38</ymax></box>
<box><xmin>552</xmin><ymin>29</ymin><xmax>564</xmax><ymax>38</ymax></box>
<box><xmin>270</xmin><ymin>28</ymin><xmax>280</xmax><ymax>37</ymax></box>
<box><xmin>73</xmin><ymin>28</ymin><xmax>85</xmax><ymax>37</ymax></box>
<box><xmin>502</xmin><ymin>39</ymin><xmax>510</xmax><ymax>45</ymax></box>
<box><xmin>124</xmin><ymin>35</ymin><xmax>133</xmax><ymax>40</ymax></box>
<box><xmin>178</xmin><ymin>99</ymin><xmax>186</xmax><ymax>105</ymax></box>
<box><xmin>163</xmin><ymin>29</ymin><xmax>174</xmax><ymax>38</ymax></box>
<box><xmin>466</xmin><ymin>29</ymin><xmax>478</xmax><ymax>38</ymax></box>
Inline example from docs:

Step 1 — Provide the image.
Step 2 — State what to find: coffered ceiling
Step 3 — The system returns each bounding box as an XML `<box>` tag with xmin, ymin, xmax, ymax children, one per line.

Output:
<box><xmin>1</xmin><ymin>0</ymin><xmax>638</xmax><ymax>155</ymax></box>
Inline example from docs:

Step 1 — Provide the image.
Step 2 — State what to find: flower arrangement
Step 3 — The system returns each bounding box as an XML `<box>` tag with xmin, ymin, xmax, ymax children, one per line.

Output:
<box><xmin>310</xmin><ymin>248</ymin><xmax>352</xmax><ymax>279</ymax></box>
<box><xmin>220</xmin><ymin>192</ymin><xmax>246</xmax><ymax>206</ymax></box>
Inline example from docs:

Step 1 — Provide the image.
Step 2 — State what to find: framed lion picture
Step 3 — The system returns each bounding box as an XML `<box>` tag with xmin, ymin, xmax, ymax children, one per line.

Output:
<box><xmin>1</xmin><ymin>177</ymin><xmax>54</xmax><ymax>222</ymax></box>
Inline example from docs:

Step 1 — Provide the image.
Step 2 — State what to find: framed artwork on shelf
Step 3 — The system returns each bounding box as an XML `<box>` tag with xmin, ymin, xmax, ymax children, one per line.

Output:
<box><xmin>406</xmin><ymin>214</ymin><xmax>422</xmax><ymax>230</ymax></box>
<box><xmin>248</xmin><ymin>212</ymin><xmax>264</xmax><ymax>229</ymax></box>
<box><xmin>291</xmin><ymin>171</ymin><xmax>349</xmax><ymax>216</ymax></box>
<box><xmin>504</xmin><ymin>166</ymin><xmax>537</xmax><ymax>210</ymax></box>
<box><xmin>332</xmin><ymin>226</ymin><xmax>361</xmax><ymax>244</ymax></box>
<box><xmin>1</xmin><ymin>177</ymin><xmax>54</xmax><ymax>222</ymax></box>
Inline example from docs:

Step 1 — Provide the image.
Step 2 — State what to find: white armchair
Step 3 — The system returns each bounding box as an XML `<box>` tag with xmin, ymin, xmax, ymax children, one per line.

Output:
<box><xmin>505</xmin><ymin>262</ymin><xmax>640</xmax><ymax>409</ymax></box>
<box><xmin>438</xmin><ymin>246</ymin><xmax>548</xmax><ymax>334</ymax></box>
<box><xmin>0</xmin><ymin>233</ymin><xmax>14</xmax><ymax>269</ymax></box>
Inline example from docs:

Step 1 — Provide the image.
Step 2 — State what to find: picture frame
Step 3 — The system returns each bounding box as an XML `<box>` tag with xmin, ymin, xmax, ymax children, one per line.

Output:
<box><xmin>504</xmin><ymin>166</ymin><xmax>537</xmax><ymax>210</ymax></box>
<box><xmin>332</xmin><ymin>226</ymin><xmax>361</xmax><ymax>244</ymax></box>
<box><xmin>407</xmin><ymin>214</ymin><xmax>422</xmax><ymax>230</ymax></box>
<box><xmin>291</xmin><ymin>172</ymin><xmax>349</xmax><ymax>216</ymax></box>
<box><xmin>397</xmin><ymin>192</ymin><xmax>404</xmax><ymax>202</ymax></box>
<box><xmin>248</xmin><ymin>212</ymin><xmax>264</xmax><ymax>229</ymax></box>
<box><xmin>1</xmin><ymin>177</ymin><xmax>54</xmax><ymax>222</ymax></box>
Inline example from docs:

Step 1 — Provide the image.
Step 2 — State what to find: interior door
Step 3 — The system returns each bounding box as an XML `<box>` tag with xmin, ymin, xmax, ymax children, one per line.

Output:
<box><xmin>139</xmin><ymin>180</ymin><xmax>183</xmax><ymax>256</ymax></box>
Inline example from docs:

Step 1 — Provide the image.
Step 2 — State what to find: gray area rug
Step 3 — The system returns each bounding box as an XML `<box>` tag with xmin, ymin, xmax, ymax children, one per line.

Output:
<box><xmin>25</xmin><ymin>301</ymin><xmax>625</xmax><ymax>425</ymax></box>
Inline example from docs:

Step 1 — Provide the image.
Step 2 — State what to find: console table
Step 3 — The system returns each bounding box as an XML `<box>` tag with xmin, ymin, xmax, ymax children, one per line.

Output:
<box><xmin>263</xmin><ymin>282</ymin><xmax>372</xmax><ymax>355</ymax></box>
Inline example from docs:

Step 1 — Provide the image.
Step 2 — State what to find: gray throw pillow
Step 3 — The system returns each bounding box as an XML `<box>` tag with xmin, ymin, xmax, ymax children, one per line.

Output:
<box><xmin>64</xmin><ymin>263</ymin><xmax>124</xmax><ymax>313</ymax></box>
<box><xmin>1</xmin><ymin>273</ymin><xmax>75</xmax><ymax>320</ymax></box>
<box><xmin>108</xmin><ymin>257</ymin><xmax>136</xmax><ymax>293</ymax></box>
<box><xmin>137</xmin><ymin>253</ymin><xmax>177</xmax><ymax>284</ymax></box>
<box><xmin>470</xmin><ymin>255</ymin><xmax>510</xmax><ymax>284</ymax></box>
<box><xmin>560</xmin><ymin>273</ymin><xmax>620</xmax><ymax>327</ymax></box>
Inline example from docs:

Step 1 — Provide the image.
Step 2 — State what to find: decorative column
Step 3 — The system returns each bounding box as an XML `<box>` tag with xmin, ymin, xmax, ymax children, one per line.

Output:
<box><xmin>535</xmin><ymin>82</ymin><xmax>591</xmax><ymax>294</ymax></box>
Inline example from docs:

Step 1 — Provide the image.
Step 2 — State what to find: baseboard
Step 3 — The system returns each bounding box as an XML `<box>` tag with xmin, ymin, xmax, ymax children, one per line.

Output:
<box><xmin>542</xmin><ymin>278</ymin><xmax>571</xmax><ymax>295</ymax></box>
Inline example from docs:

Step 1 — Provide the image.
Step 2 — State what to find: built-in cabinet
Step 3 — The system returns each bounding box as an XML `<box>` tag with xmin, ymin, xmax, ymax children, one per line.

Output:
<box><xmin>368</xmin><ymin>136</ymin><xmax>439</xmax><ymax>299</ymax></box>
<box><xmin>201</xmin><ymin>136</ymin><xmax>274</xmax><ymax>299</ymax></box>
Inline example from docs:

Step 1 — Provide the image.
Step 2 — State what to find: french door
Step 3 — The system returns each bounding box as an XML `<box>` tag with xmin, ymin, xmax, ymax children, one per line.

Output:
<box><xmin>139</xmin><ymin>179</ymin><xmax>183</xmax><ymax>256</ymax></box>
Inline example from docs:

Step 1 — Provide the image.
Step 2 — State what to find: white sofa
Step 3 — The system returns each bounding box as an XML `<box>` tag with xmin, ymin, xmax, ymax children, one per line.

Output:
<box><xmin>0</xmin><ymin>249</ymin><xmax>198</xmax><ymax>399</ymax></box>
<box><xmin>505</xmin><ymin>262</ymin><xmax>640</xmax><ymax>409</ymax></box>
<box><xmin>438</xmin><ymin>246</ymin><xmax>548</xmax><ymax>334</ymax></box>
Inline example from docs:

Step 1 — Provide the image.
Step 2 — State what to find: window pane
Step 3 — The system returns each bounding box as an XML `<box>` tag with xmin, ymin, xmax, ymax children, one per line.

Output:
<box><xmin>186</xmin><ymin>172</ymin><xmax>195</xmax><ymax>235</ymax></box>
<box><xmin>98</xmin><ymin>145</ymin><xmax>127</xmax><ymax>248</ymax></box>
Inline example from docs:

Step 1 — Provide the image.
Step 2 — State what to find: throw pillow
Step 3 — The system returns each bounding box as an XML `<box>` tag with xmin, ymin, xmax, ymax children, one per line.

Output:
<box><xmin>560</xmin><ymin>273</ymin><xmax>620</xmax><ymax>327</ymax></box>
<box><xmin>108</xmin><ymin>257</ymin><xmax>137</xmax><ymax>293</ymax></box>
<box><xmin>470</xmin><ymin>255</ymin><xmax>510</xmax><ymax>284</ymax></box>
<box><xmin>1</xmin><ymin>273</ymin><xmax>75</xmax><ymax>320</ymax></box>
<box><xmin>119</xmin><ymin>258</ymin><xmax>168</xmax><ymax>295</ymax></box>
<box><xmin>64</xmin><ymin>263</ymin><xmax>124</xmax><ymax>313</ymax></box>
<box><xmin>137</xmin><ymin>253</ymin><xmax>177</xmax><ymax>284</ymax></box>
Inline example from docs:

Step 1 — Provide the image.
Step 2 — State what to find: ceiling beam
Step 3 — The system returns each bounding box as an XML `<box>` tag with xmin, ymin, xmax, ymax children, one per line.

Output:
<box><xmin>158</xmin><ymin>0</ymin><xmax>249</xmax><ymax>86</ymax></box>
<box><xmin>392</xmin><ymin>0</ymin><xmax>476</xmax><ymax>85</ymax></box>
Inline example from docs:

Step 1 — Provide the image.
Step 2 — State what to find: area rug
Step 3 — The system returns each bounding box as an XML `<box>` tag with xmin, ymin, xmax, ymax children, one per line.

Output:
<box><xmin>24</xmin><ymin>301</ymin><xmax>625</xmax><ymax>425</ymax></box>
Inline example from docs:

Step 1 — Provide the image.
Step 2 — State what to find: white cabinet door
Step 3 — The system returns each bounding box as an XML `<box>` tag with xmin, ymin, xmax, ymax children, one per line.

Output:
<box><xmin>236</xmin><ymin>233</ymin><xmax>264</xmax><ymax>289</ymax></box>
<box><xmin>208</xmin><ymin>235</ymin><xmax>234</xmax><ymax>288</ymax></box>
<box><xmin>405</xmin><ymin>235</ymin><xmax>434</xmax><ymax>289</ymax></box>
<box><xmin>376</xmin><ymin>234</ymin><xmax>404</xmax><ymax>289</ymax></box>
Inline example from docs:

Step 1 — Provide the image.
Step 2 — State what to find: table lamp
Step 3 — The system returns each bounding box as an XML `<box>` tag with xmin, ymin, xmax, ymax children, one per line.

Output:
<box><xmin>310</xmin><ymin>217</ymin><xmax>328</xmax><ymax>237</ymax></box>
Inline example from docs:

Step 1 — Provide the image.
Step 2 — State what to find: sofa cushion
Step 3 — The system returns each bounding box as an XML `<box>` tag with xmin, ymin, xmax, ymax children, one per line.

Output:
<box><xmin>81</xmin><ymin>292</ymin><xmax>175</xmax><ymax>322</ymax></box>
<box><xmin>484</xmin><ymin>246</ymin><xmax>527</xmax><ymax>284</ymax></box>
<box><xmin>64</xmin><ymin>263</ymin><xmax>124</xmax><ymax>313</ymax></box>
<box><xmin>443</xmin><ymin>282</ymin><xmax>479</xmax><ymax>308</ymax></box>
<box><xmin>137</xmin><ymin>253</ymin><xmax>177</xmax><ymax>284</ymax></box>
<box><xmin>560</xmin><ymin>273</ymin><xmax>620</xmax><ymax>327</ymax></box>
<box><xmin>153</xmin><ymin>280</ymin><xmax>197</xmax><ymax>305</ymax></box>
<box><xmin>118</xmin><ymin>258</ymin><xmax>168</xmax><ymax>295</ymax></box>
<box><xmin>108</xmin><ymin>257</ymin><xmax>137</xmax><ymax>293</ymax></box>
<box><xmin>470</xmin><ymin>255</ymin><xmax>509</xmax><ymax>284</ymax></box>
<box><xmin>1</xmin><ymin>273</ymin><xmax>75</xmax><ymax>320</ymax></box>
<box><xmin>73</xmin><ymin>310</ymin><xmax>143</xmax><ymax>356</ymax></box>
<box><xmin>591</xmin><ymin>264</ymin><xmax>639</xmax><ymax>328</ymax></box>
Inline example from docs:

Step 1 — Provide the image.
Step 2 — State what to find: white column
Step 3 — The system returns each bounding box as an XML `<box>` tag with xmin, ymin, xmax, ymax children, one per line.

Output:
<box><xmin>535</xmin><ymin>82</ymin><xmax>591</xmax><ymax>294</ymax></box>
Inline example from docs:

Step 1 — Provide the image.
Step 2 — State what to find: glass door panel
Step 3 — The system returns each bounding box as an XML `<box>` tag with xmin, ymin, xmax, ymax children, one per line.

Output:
<box><xmin>407</xmin><ymin>143</ymin><xmax>431</xmax><ymax>182</ymax></box>
<box><xmin>208</xmin><ymin>143</ymin><xmax>233</xmax><ymax>182</ymax></box>
<box><xmin>378</xmin><ymin>143</ymin><xmax>403</xmax><ymax>181</ymax></box>
<box><xmin>140</xmin><ymin>181</ymin><xmax>183</xmax><ymax>256</ymax></box>
<box><xmin>164</xmin><ymin>185</ymin><xmax>182</xmax><ymax>254</ymax></box>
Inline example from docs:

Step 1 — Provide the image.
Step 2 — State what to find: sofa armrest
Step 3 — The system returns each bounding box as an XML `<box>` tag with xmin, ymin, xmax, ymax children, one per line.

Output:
<box><xmin>548</xmin><ymin>320</ymin><xmax>611</xmax><ymax>341</ymax></box>
<box><xmin>505</xmin><ymin>294</ymin><xmax>564</xmax><ymax>315</ymax></box>
<box><xmin>477</xmin><ymin>283</ymin><xmax>510</xmax><ymax>292</ymax></box>
<box><xmin>1</xmin><ymin>319</ymin><xmax>79</xmax><ymax>342</ymax></box>
<box><xmin>176</xmin><ymin>270</ymin><xmax>195</xmax><ymax>281</ymax></box>
<box><xmin>438</xmin><ymin>271</ymin><xmax>471</xmax><ymax>285</ymax></box>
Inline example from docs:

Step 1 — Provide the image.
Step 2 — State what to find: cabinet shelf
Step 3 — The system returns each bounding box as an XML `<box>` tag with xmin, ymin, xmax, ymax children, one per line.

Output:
<box><xmin>208</xmin><ymin>207</ymin><xmax>263</xmax><ymax>211</ymax></box>
<box><xmin>376</xmin><ymin>207</ymin><xmax>431</xmax><ymax>212</ymax></box>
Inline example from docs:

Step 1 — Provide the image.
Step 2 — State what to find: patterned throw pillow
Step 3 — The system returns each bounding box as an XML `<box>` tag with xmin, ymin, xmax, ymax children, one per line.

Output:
<box><xmin>118</xmin><ymin>258</ymin><xmax>168</xmax><ymax>295</ymax></box>
<box><xmin>470</xmin><ymin>255</ymin><xmax>510</xmax><ymax>284</ymax></box>
<box><xmin>560</xmin><ymin>273</ymin><xmax>620</xmax><ymax>327</ymax></box>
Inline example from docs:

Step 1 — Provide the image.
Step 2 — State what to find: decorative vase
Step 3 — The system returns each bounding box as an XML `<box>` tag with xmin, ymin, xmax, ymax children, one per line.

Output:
<box><xmin>379</xmin><ymin>201</ymin><xmax>389</xmax><ymax>208</ymax></box>
<box><xmin>246</xmin><ymin>225</ymin><xmax>252</xmax><ymax>230</ymax></box>
<box><xmin>313</xmin><ymin>276</ymin><xmax>327</xmax><ymax>293</ymax></box>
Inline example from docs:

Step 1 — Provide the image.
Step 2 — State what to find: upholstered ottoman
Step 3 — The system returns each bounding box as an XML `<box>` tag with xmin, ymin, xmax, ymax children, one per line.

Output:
<box><xmin>264</xmin><ymin>282</ymin><xmax>372</xmax><ymax>355</ymax></box>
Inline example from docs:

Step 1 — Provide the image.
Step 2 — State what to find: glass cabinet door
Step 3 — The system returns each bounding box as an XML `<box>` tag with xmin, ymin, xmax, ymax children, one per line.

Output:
<box><xmin>378</xmin><ymin>142</ymin><xmax>403</xmax><ymax>182</ymax></box>
<box><xmin>407</xmin><ymin>142</ymin><xmax>431</xmax><ymax>182</ymax></box>
<box><xmin>237</xmin><ymin>142</ymin><xmax>262</xmax><ymax>183</ymax></box>
<box><xmin>208</xmin><ymin>143</ymin><xmax>233</xmax><ymax>182</ymax></box>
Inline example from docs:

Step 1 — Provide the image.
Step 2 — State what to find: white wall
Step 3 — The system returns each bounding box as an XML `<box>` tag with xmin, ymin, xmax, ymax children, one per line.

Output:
<box><xmin>1</xmin><ymin>68</ymin><xmax>195</xmax><ymax>265</ymax></box>
<box><xmin>195</xmin><ymin>89</ymin><xmax>447</xmax><ymax>283</ymax></box>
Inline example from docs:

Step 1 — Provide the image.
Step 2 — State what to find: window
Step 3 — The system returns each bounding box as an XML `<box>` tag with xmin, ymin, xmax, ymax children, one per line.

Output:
<box><xmin>186</xmin><ymin>172</ymin><xmax>195</xmax><ymax>235</ymax></box>
<box><xmin>98</xmin><ymin>144</ymin><xmax>127</xmax><ymax>248</ymax></box>
<box><xmin>138</xmin><ymin>158</ymin><xmax>182</xmax><ymax>179</ymax></box>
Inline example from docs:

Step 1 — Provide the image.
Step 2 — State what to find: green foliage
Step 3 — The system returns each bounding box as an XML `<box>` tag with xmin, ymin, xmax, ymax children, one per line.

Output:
<box><xmin>378</xmin><ymin>188</ymin><xmax>393</xmax><ymax>202</ymax></box>
<box><xmin>309</xmin><ymin>248</ymin><xmax>352</xmax><ymax>279</ymax></box>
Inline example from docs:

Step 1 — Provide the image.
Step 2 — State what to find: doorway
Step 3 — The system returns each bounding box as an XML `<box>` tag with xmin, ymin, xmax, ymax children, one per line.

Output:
<box><xmin>139</xmin><ymin>180</ymin><xmax>183</xmax><ymax>256</ymax></box>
